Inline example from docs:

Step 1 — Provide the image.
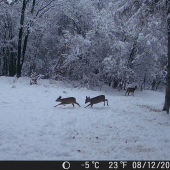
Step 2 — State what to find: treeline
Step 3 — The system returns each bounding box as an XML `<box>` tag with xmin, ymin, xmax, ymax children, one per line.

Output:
<box><xmin>0</xmin><ymin>0</ymin><xmax>168</xmax><ymax>90</ymax></box>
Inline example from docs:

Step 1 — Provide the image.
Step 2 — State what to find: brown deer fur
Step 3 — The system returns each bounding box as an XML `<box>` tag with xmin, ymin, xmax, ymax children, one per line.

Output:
<box><xmin>55</xmin><ymin>96</ymin><xmax>80</xmax><ymax>107</ymax></box>
<box><xmin>125</xmin><ymin>86</ymin><xmax>137</xmax><ymax>96</ymax></box>
<box><xmin>85</xmin><ymin>95</ymin><xmax>108</xmax><ymax>108</ymax></box>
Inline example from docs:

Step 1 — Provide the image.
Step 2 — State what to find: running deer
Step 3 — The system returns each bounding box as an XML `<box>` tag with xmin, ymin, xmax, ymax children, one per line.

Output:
<box><xmin>54</xmin><ymin>96</ymin><xmax>80</xmax><ymax>107</ymax></box>
<box><xmin>125</xmin><ymin>86</ymin><xmax>137</xmax><ymax>96</ymax></box>
<box><xmin>85</xmin><ymin>95</ymin><xmax>109</xmax><ymax>108</ymax></box>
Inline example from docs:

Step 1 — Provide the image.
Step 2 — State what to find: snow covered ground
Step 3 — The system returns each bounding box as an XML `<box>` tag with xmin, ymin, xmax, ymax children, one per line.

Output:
<box><xmin>0</xmin><ymin>76</ymin><xmax>170</xmax><ymax>160</ymax></box>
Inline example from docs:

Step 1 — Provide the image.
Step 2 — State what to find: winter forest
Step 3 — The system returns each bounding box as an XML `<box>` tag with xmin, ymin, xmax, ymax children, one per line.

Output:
<box><xmin>2</xmin><ymin>0</ymin><xmax>170</xmax><ymax>160</ymax></box>
<box><xmin>0</xmin><ymin>0</ymin><xmax>169</xmax><ymax>91</ymax></box>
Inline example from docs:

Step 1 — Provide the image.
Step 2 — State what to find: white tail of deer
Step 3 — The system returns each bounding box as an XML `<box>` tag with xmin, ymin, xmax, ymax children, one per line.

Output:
<box><xmin>125</xmin><ymin>86</ymin><xmax>137</xmax><ymax>96</ymax></box>
<box><xmin>55</xmin><ymin>96</ymin><xmax>80</xmax><ymax>107</ymax></box>
<box><xmin>85</xmin><ymin>95</ymin><xmax>108</xmax><ymax>108</ymax></box>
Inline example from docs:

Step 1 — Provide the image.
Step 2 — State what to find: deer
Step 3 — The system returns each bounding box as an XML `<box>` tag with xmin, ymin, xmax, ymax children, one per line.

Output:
<box><xmin>54</xmin><ymin>96</ymin><xmax>81</xmax><ymax>107</ymax></box>
<box><xmin>85</xmin><ymin>95</ymin><xmax>109</xmax><ymax>108</ymax></box>
<box><xmin>125</xmin><ymin>86</ymin><xmax>137</xmax><ymax>96</ymax></box>
<box><xmin>117</xmin><ymin>83</ymin><xmax>123</xmax><ymax>91</ymax></box>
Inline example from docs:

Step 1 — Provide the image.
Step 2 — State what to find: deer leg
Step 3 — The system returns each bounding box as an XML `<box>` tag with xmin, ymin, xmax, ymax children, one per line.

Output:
<box><xmin>105</xmin><ymin>99</ymin><xmax>109</xmax><ymax>106</ymax></box>
<box><xmin>72</xmin><ymin>103</ymin><xmax>74</xmax><ymax>107</ymax></box>
<box><xmin>75</xmin><ymin>102</ymin><xmax>81</xmax><ymax>107</ymax></box>
<box><xmin>54</xmin><ymin>103</ymin><xmax>62</xmax><ymax>107</ymax></box>
<box><xmin>104</xmin><ymin>101</ymin><xmax>105</xmax><ymax>106</ymax></box>
<box><xmin>84</xmin><ymin>103</ymin><xmax>92</xmax><ymax>108</ymax></box>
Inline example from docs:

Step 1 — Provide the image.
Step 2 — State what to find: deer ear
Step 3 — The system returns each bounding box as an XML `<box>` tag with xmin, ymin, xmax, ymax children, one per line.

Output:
<box><xmin>86</xmin><ymin>96</ymin><xmax>87</xmax><ymax>98</ymax></box>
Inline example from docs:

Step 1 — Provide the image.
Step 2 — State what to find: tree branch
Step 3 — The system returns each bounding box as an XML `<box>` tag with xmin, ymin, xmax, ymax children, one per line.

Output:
<box><xmin>31</xmin><ymin>0</ymin><xmax>36</xmax><ymax>14</ymax></box>
<box><xmin>39</xmin><ymin>5</ymin><xmax>54</xmax><ymax>18</ymax></box>
<box><xmin>36</xmin><ymin>0</ymin><xmax>54</xmax><ymax>17</ymax></box>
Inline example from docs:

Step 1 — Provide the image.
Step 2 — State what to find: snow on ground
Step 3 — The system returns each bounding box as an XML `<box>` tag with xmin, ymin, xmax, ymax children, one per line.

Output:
<box><xmin>0</xmin><ymin>76</ymin><xmax>170</xmax><ymax>160</ymax></box>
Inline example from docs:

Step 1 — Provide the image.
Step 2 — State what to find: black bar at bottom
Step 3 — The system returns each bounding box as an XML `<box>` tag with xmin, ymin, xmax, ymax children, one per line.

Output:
<box><xmin>0</xmin><ymin>161</ymin><xmax>170</xmax><ymax>170</ymax></box>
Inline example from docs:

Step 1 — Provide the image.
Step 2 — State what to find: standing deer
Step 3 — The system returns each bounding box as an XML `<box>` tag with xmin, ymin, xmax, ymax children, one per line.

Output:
<box><xmin>125</xmin><ymin>86</ymin><xmax>137</xmax><ymax>96</ymax></box>
<box><xmin>54</xmin><ymin>96</ymin><xmax>80</xmax><ymax>107</ymax></box>
<box><xmin>85</xmin><ymin>95</ymin><xmax>108</xmax><ymax>108</ymax></box>
<box><xmin>117</xmin><ymin>83</ymin><xmax>123</xmax><ymax>91</ymax></box>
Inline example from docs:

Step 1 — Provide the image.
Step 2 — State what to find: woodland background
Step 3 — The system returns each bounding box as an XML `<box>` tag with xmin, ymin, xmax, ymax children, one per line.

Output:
<box><xmin>0</xmin><ymin>0</ymin><xmax>168</xmax><ymax>90</ymax></box>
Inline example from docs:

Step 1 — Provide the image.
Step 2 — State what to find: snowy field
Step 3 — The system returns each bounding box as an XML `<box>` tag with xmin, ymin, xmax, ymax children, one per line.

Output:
<box><xmin>0</xmin><ymin>76</ymin><xmax>170</xmax><ymax>160</ymax></box>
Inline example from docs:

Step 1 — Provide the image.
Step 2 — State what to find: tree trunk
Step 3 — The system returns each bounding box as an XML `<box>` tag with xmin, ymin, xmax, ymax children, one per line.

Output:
<box><xmin>16</xmin><ymin>0</ymin><xmax>27</xmax><ymax>78</ymax></box>
<box><xmin>16</xmin><ymin>0</ymin><xmax>53</xmax><ymax>78</ymax></box>
<box><xmin>163</xmin><ymin>1</ymin><xmax>170</xmax><ymax>113</ymax></box>
<box><xmin>163</xmin><ymin>33</ymin><xmax>170</xmax><ymax>113</ymax></box>
<box><xmin>9</xmin><ymin>52</ymin><xmax>17</xmax><ymax>77</ymax></box>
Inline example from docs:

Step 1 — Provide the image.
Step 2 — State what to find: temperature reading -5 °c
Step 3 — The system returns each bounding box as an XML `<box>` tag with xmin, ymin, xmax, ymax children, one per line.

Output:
<box><xmin>84</xmin><ymin>161</ymin><xmax>100</xmax><ymax>169</ymax></box>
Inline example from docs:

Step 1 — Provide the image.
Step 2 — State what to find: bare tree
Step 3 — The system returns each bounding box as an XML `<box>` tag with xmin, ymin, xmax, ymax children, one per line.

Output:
<box><xmin>17</xmin><ymin>0</ymin><xmax>29</xmax><ymax>78</ymax></box>
<box><xmin>163</xmin><ymin>0</ymin><xmax>170</xmax><ymax>114</ymax></box>
<box><xmin>16</xmin><ymin>0</ymin><xmax>54</xmax><ymax>78</ymax></box>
